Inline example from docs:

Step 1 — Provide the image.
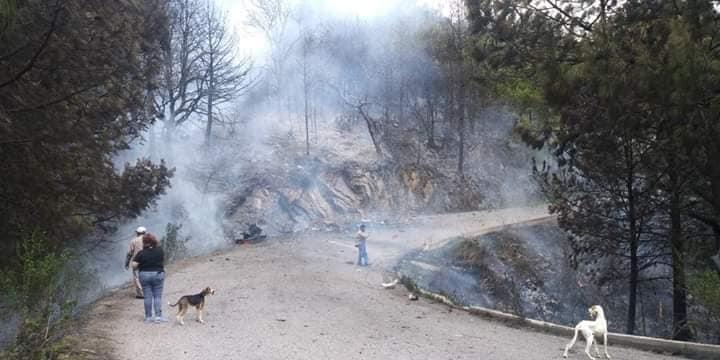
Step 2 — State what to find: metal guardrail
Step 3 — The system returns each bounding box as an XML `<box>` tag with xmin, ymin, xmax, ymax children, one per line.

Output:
<box><xmin>405</xmin><ymin>281</ymin><xmax>720</xmax><ymax>359</ymax></box>
<box><xmin>396</xmin><ymin>215</ymin><xmax>720</xmax><ymax>359</ymax></box>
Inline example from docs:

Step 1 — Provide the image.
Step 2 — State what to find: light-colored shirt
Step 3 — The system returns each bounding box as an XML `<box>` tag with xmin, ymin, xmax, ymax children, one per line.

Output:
<box><xmin>128</xmin><ymin>235</ymin><xmax>144</xmax><ymax>259</ymax></box>
<box><xmin>356</xmin><ymin>230</ymin><xmax>368</xmax><ymax>245</ymax></box>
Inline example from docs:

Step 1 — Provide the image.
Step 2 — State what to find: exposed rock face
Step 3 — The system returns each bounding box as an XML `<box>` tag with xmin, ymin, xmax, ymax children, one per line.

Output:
<box><xmin>221</xmin><ymin>110</ymin><xmax>539</xmax><ymax>239</ymax></box>
<box><xmin>222</xmin><ymin>157</ymin><xmax>488</xmax><ymax>237</ymax></box>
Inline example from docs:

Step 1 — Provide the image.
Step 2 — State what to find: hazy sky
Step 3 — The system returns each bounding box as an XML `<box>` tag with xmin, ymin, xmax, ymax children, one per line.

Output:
<box><xmin>216</xmin><ymin>0</ymin><xmax>452</xmax><ymax>57</ymax></box>
<box><xmin>316</xmin><ymin>0</ymin><xmax>450</xmax><ymax>17</ymax></box>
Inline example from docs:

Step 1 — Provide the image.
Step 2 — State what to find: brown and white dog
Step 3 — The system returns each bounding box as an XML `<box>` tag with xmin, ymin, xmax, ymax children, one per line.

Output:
<box><xmin>168</xmin><ymin>287</ymin><xmax>215</xmax><ymax>325</ymax></box>
<box><xmin>563</xmin><ymin>305</ymin><xmax>611</xmax><ymax>360</ymax></box>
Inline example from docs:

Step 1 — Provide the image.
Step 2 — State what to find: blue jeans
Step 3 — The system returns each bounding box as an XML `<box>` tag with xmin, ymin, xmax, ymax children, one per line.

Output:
<box><xmin>139</xmin><ymin>271</ymin><xmax>165</xmax><ymax>319</ymax></box>
<box><xmin>357</xmin><ymin>243</ymin><xmax>368</xmax><ymax>266</ymax></box>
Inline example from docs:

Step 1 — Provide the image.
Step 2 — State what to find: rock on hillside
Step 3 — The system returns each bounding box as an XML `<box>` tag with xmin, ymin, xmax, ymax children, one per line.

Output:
<box><xmin>220</xmin><ymin>111</ymin><xmax>539</xmax><ymax>239</ymax></box>
<box><xmin>222</xmin><ymin>156</ymin><xmax>487</xmax><ymax>237</ymax></box>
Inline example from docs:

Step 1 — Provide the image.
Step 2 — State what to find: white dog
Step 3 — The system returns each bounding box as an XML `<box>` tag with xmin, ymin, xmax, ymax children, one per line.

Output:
<box><xmin>563</xmin><ymin>305</ymin><xmax>611</xmax><ymax>360</ymax></box>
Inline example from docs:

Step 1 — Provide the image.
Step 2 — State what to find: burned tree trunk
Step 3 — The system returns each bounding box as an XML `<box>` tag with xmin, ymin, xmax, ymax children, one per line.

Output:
<box><xmin>357</xmin><ymin>103</ymin><xmax>386</xmax><ymax>158</ymax></box>
<box><xmin>668</xmin><ymin>167</ymin><xmax>692</xmax><ymax>341</ymax></box>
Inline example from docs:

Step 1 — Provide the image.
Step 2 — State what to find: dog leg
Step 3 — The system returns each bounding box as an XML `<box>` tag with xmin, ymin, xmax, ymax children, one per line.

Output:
<box><xmin>177</xmin><ymin>305</ymin><xmax>187</xmax><ymax>325</ymax></box>
<box><xmin>563</xmin><ymin>328</ymin><xmax>579</xmax><ymax>358</ymax></box>
<box><xmin>197</xmin><ymin>309</ymin><xmax>204</xmax><ymax>323</ymax></box>
<box><xmin>603</xmin><ymin>332</ymin><xmax>611</xmax><ymax>359</ymax></box>
<box><xmin>583</xmin><ymin>332</ymin><xmax>596</xmax><ymax>360</ymax></box>
<box><xmin>593</xmin><ymin>335</ymin><xmax>601</xmax><ymax>358</ymax></box>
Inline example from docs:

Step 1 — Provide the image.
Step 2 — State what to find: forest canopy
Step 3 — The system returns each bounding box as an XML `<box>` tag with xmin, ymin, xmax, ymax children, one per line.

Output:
<box><xmin>463</xmin><ymin>0</ymin><xmax>720</xmax><ymax>340</ymax></box>
<box><xmin>0</xmin><ymin>0</ymin><xmax>173</xmax><ymax>261</ymax></box>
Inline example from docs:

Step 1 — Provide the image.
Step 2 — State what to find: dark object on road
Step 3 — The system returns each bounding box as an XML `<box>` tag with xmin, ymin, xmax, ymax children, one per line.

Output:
<box><xmin>236</xmin><ymin>224</ymin><xmax>267</xmax><ymax>244</ymax></box>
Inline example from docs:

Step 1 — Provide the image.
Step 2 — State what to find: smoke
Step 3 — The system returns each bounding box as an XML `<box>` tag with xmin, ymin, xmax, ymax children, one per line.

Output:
<box><xmin>77</xmin><ymin>122</ymin><xmax>224</xmax><ymax>297</ymax></box>
<box><xmin>462</xmin><ymin>106</ymin><xmax>544</xmax><ymax>208</ymax></box>
<box><xmin>79</xmin><ymin>0</ymin><xmax>539</xmax><ymax>300</ymax></box>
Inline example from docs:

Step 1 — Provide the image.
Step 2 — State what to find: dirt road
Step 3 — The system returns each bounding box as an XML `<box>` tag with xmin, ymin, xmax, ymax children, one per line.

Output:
<box><xmin>81</xmin><ymin>208</ymin><xmax>687</xmax><ymax>359</ymax></box>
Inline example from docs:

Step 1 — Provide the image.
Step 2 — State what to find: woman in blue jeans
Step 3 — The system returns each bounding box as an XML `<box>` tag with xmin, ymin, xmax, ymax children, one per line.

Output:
<box><xmin>132</xmin><ymin>233</ymin><xmax>167</xmax><ymax>323</ymax></box>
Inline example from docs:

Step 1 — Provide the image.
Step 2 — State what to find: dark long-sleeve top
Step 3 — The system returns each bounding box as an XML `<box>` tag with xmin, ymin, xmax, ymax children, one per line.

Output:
<box><xmin>133</xmin><ymin>247</ymin><xmax>165</xmax><ymax>272</ymax></box>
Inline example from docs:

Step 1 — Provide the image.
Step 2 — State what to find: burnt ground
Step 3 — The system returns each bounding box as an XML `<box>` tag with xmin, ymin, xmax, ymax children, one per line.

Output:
<box><xmin>396</xmin><ymin>222</ymin><xmax>597</xmax><ymax>327</ymax></box>
<box><xmin>77</xmin><ymin>208</ymin><xmax>688</xmax><ymax>359</ymax></box>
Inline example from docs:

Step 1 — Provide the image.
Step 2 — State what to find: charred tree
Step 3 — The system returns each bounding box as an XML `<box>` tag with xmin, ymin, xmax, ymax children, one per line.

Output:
<box><xmin>155</xmin><ymin>0</ymin><xmax>206</xmax><ymax>148</ymax></box>
<box><xmin>199</xmin><ymin>0</ymin><xmax>253</xmax><ymax>147</ymax></box>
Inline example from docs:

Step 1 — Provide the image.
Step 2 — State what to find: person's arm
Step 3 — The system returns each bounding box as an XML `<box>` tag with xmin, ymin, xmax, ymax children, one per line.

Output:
<box><xmin>125</xmin><ymin>240</ymin><xmax>135</xmax><ymax>269</ymax></box>
<box><xmin>131</xmin><ymin>251</ymin><xmax>143</xmax><ymax>270</ymax></box>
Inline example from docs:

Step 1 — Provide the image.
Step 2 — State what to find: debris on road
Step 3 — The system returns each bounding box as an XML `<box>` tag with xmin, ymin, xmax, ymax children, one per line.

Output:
<box><xmin>408</xmin><ymin>293</ymin><xmax>418</xmax><ymax>301</ymax></box>
<box><xmin>236</xmin><ymin>224</ymin><xmax>267</xmax><ymax>244</ymax></box>
<box><xmin>381</xmin><ymin>279</ymin><xmax>399</xmax><ymax>289</ymax></box>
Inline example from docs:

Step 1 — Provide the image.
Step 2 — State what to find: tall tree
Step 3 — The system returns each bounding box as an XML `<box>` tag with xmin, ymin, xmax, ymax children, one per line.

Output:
<box><xmin>641</xmin><ymin>3</ymin><xmax>720</xmax><ymax>337</ymax></box>
<box><xmin>155</xmin><ymin>0</ymin><xmax>206</xmax><ymax>148</ymax></box>
<box><xmin>0</xmin><ymin>0</ymin><xmax>173</xmax><ymax>260</ymax></box>
<box><xmin>533</xmin><ymin>88</ymin><xmax>666</xmax><ymax>335</ymax></box>
<box><xmin>426</xmin><ymin>4</ymin><xmax>476</xmax><ymax>175</ymax></box>
<box><xmin>465</xmin><ymin>0</ymin><xmax>720</xmax><ymax>339</ymax></box>
<box><xmin>246</xmin><ymin>0</ymin><xmax>294</xmax><ymax>121</ymax></box>
<box><xmin>200</xmin><ymin>0</ymin><xmax>253</xmax><ymax>147</ymax></box>
<box><xmin>299</xmin><ymin>30</ymin><xmax>316</xmax><ymax>155</ymax></box>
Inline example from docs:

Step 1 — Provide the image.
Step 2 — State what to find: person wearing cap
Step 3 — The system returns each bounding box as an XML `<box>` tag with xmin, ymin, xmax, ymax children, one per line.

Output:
<box><xmin>125</xmin><ymin>226</ymin><xmax>147</xmax><ymax>298</ymax></box>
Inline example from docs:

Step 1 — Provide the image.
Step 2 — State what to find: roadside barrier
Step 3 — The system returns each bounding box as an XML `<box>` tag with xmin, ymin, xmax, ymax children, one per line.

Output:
<box><xmin>401</xmin><ymin>278</ymin><xmax>720</xmax><ymax>359</ymax></box>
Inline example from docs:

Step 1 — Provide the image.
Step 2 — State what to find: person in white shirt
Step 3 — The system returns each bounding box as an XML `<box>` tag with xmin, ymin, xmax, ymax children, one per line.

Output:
<box><xmin>125</xmin><ymin>226</ymin><xmax>146</xmax><ymax>298</ymax></box>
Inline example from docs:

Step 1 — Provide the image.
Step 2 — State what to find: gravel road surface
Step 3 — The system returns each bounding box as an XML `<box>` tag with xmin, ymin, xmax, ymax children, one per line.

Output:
<box><xmin>80</xmin><ymin>208</ymin><xmax>689</xmax><ymax>359</ymax></box>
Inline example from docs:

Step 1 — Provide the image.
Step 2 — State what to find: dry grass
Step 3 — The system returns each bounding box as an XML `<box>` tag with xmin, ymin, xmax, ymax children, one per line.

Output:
<box><xmin>452</xmin><ymin>239</ymin><xmax>491</xmax><ymax>269</ymax></box>
<box><xmin>451</xmin><ymin>239</ymin><xmax>514</xmax><ymax>310</ymax></box>
<box><xmin>450</xmin><ymin>230</ymin><xmax>546</xmax><ymax>316</ymax></box>
<box><xmin>50</xmin><ymin>334</ymin><xmax>115</xmax><ymax>360</ymax></box>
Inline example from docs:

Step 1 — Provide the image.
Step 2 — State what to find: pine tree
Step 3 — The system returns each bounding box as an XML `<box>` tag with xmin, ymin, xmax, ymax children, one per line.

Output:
<box><xmin>0</xmin><ymin>0</ymin><xmax>173</xmax><ymax>263</ymax></box>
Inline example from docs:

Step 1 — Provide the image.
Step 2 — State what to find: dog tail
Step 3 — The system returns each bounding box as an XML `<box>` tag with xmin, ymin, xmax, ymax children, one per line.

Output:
<box><xmin>168</xmin><ymin>300</ymin><xmax>179</xmax><ymax>307</ymax></box>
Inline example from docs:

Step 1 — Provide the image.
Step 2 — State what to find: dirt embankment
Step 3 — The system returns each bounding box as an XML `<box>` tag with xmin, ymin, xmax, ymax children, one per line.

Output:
<box><xmin>76</xmin><ymin>208</ymin><xmax>688</xmax><ymax>360</ymax></box>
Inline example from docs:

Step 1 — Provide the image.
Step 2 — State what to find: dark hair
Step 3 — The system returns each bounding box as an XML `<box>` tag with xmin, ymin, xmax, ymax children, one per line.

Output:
<box><xmin>142</xmin><ymin>233</ymin><xmax>159</xmax><ymax>248</ymax></box>
<box><xmin>359</xmin><ymin>224</ymin><xmax>366</xmax><ymax>230</ymax></box>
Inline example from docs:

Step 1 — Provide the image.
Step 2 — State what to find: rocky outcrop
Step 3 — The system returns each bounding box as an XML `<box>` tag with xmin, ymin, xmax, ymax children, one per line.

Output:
<box><xmin>222</xmin><ymin>157</ymin><xmax>490</xmax><ymax>238</ymax></box>
<box><xmin>220</xmin><ymin>117</ymin><xmax>539</xmax><ymax>240</ymax></box>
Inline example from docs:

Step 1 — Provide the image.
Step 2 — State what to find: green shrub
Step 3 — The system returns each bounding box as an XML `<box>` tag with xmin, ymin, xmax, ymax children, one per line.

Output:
<box><xmin>688</xmin><ymin>270</ymin><xmax>720</xmax><ymax>318</ymax></box>
<box><xmin>160</xmin><ymin>223</ymin><xmax>189</xmax><ymax>262</ymax></box>
<box><xmin>0</xmin><ymin>230</ymin><xmax>88</xmax><ymax>360</ymax></box>
<box><xmin>687</xmin><ymin>270</ymin><xmax>720</xmax><ymax>342</ymax></box>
